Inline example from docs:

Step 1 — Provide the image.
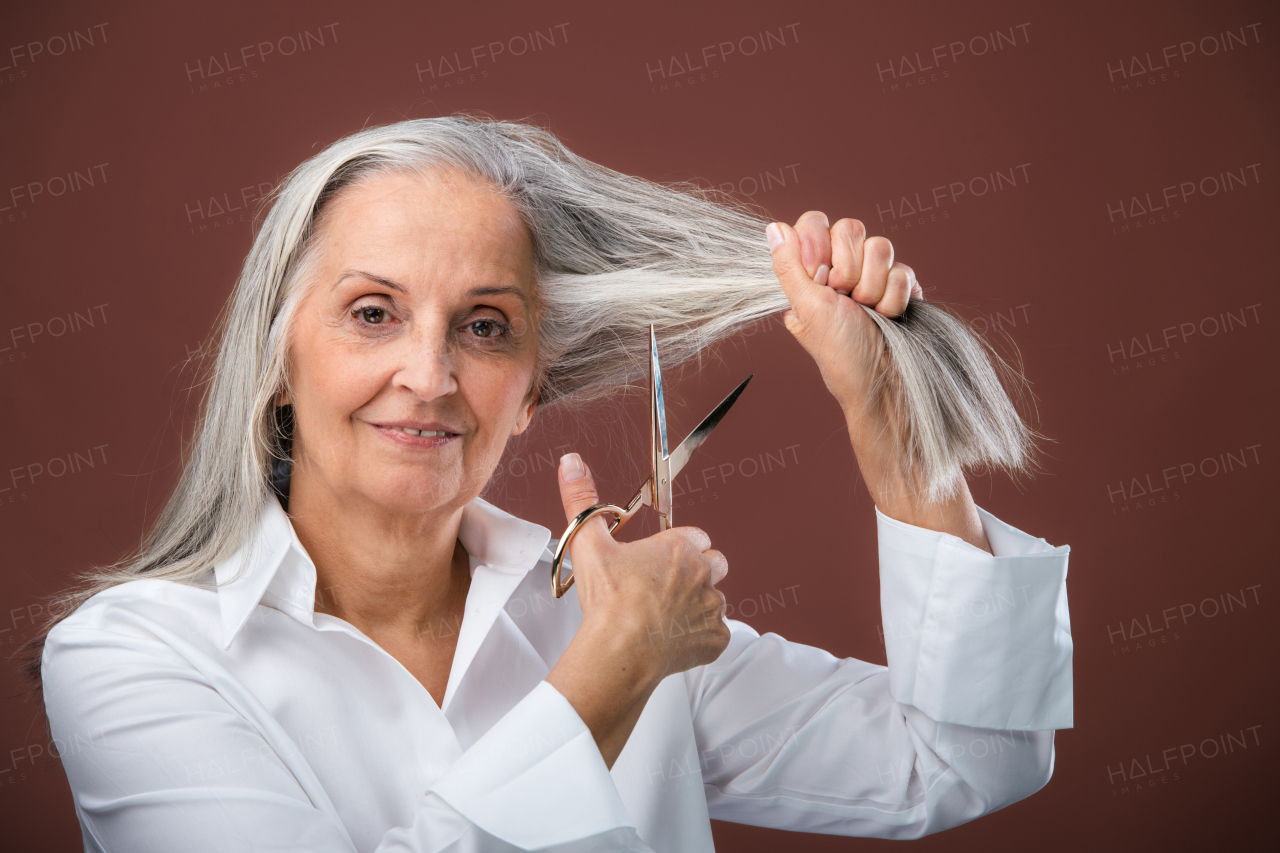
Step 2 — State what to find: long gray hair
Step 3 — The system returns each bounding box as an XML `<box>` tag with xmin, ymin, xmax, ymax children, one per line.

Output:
<box><xmin>24</xmin><ymin>113</ymin><xmax>1039</xmax><ymax>682</ymax></box>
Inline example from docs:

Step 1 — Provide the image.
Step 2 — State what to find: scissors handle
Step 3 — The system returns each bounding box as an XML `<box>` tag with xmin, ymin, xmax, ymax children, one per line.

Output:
<box><xmin>550</xmin><ymin>502</ymin><xmax>631</xmax><ymax>598</ymax></box>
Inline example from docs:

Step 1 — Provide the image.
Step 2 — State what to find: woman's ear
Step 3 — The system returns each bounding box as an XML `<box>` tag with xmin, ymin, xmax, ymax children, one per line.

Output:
<box><xmin>511</xmin><ymin>395</ymin><xmax>538</xmax><ymax>436</ymax></box>
<box><xmin>275</xmin><ymin>389</ymin><xmax>292</xmax><ymax>406</ymax></box>
<box><xmin>511</xmin><ymin>381</ymin><xmax>540</xmax><ymax>436</ymax></box>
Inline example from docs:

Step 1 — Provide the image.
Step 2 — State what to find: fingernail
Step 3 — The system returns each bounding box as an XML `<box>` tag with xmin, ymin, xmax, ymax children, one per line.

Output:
<box><xmin>560</xmin><ymin>452</ymin><xmax>585</xmax><ymax>482</ymax></box>
<box><xmin>766</xmin><ymin>223</ymin><xmax>784</xmax><ymax>253</ymax></box>
<box><xmin>814</xmin><ymin>264</ymin><xmax>830</xmax><ymax>286</ymax></box>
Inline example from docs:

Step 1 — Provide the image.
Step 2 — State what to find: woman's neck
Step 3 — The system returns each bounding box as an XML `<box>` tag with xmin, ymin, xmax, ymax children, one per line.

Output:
<box><xmin>285</xmin><ymin>463</ymin><xmax>472</xmax><ymax>643</ymax></box>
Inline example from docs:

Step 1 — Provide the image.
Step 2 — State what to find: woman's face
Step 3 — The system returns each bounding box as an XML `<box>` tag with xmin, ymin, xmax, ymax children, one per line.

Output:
<box><xmin>283</xmin><ymin>168</ymin><xmax>540</xmax><ymax>519</ymax></box>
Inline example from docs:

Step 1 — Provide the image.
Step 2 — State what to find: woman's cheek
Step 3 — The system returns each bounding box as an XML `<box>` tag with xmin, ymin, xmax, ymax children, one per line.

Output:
<box><xmin>334</xmin><ymin>349</ymin><xmax>395</xmax><ymax>408</ymax></box>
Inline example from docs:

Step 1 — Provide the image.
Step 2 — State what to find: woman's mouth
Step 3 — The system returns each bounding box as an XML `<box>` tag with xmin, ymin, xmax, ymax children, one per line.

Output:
<box><xmin>369</xmin><ymin>421</ymin><xmax>463</xmax><ymax>447</ymax></box>
<box><xmin>390</xmin><ymin>426</ymin><xmax>450</xmax><ymax>437</ymax></box>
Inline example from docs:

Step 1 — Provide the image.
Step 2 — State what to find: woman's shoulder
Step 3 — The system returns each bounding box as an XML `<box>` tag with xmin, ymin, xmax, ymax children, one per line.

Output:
<box><xmin>40</xmin><ymin>576</ymin><xmax>228</xmax><ymax>740</ymax></box>
<box><xmin>46</xmin><ymin>575</ymin><xmax>220</xmax><ymax>650</ymax></box>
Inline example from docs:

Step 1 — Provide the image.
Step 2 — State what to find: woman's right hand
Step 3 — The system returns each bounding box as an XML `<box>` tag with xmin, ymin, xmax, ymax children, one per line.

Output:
<box><xmin>544</xmin><ymin>451</ymin><xmax>730</xmax><ymax>767</ymax></box>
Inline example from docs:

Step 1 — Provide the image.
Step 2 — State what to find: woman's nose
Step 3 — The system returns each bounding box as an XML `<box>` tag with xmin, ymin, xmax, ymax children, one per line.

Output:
<box><xmin>392</xmin><ymin>332</ymin><xmax>459</xmax><ymax>401</ymax></box>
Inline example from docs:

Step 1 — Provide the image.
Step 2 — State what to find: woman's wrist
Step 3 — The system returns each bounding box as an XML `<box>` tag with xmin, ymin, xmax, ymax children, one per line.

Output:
<box><xmin>845</xmin><ymin>409</ymin><xmax>993</xmax><ymax>553</ymax></box>
<box><xmin>546</xmin><ymin>615</ymin><xmax>662</xmax><ymax>768</ymax></box>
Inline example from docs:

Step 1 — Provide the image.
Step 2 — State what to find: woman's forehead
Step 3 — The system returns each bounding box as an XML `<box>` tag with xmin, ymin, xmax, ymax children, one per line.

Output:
<box><xmin>317</xmin><ymin>169</ymin><xmax>534</xmax><ymax>279</ymax></box>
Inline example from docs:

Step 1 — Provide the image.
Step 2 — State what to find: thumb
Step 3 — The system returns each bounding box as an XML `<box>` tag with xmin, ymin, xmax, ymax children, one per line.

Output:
<box><xmin>766</xmin><ymin>222</ymin><xmax>827</xmax><ymax>313</ymax></box>
<box><xmin>557</xmin><ymin>452</ymin><xmax>614</xmax><ymax>553</ymax></box>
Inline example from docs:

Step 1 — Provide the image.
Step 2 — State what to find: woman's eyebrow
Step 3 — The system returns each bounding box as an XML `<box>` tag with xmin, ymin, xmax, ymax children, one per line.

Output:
<box><xmin>467</xmin><ymin>285</ymin><xmax>528</xmax><ymax>307</ymax></box>
<box><xmin>333</xmin><ymin>272</ymin><xmax>527</xmax><ymax>307</ymax></box>
<box><xmin>335</xmin><ymin>270</ymin><xmax>406</xmax><ymax>293</ymax></box>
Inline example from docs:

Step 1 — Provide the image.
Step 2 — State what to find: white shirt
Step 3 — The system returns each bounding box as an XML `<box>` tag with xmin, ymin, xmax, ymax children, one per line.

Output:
<box><xmin>43</xmin><ymin>494</ymin><xmax>1072</xmax><ymax>852</ymax></box>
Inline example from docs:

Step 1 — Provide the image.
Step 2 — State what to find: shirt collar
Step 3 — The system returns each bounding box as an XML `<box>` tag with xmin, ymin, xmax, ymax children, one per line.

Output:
<box><xmin>213</xmin><ymin>495</ymin><xmax>553</xmax><ymax>650</ymax></box>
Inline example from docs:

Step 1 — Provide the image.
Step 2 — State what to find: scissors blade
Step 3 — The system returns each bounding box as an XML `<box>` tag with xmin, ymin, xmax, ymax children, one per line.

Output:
<box><xmin>649</xmin><ymin>325</ymin><xmax>673</xmax><ymax>524</ymax></box>
<box><xmin>667</xmin><ymin>373</ymin><xmax>754</xmax><ymax>481</ymax></box>
<box><xmin>650</xmin><ymin>325</ymin><xmax>669</xmax><ymax>461</ymax></box>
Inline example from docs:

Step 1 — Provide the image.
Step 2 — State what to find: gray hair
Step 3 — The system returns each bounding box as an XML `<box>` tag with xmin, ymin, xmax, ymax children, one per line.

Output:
<box><xmin>24</xmin><ymin>113</ymin><xmax>1040</xmax><ymax>681</ymax></box>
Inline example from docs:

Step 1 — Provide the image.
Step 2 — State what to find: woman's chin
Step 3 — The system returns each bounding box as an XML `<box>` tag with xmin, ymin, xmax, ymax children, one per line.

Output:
<box><xmin>358</xmin><ymin>478</ymin><xmax>474</xmax><ymax>516</ymax></box>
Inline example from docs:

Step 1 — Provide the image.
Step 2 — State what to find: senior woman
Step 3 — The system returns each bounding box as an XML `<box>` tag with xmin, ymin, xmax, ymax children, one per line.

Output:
<box><xmin>35</xmin><ymin>116</ymin><xmax>1071</xmax><ymax>852</ymax></box>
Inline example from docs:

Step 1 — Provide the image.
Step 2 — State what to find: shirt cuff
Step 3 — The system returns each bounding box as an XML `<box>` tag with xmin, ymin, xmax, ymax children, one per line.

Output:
<box><xmin>428</xmin><ymin>680</ymin><xmax>638</xmax><ymax>849</ymax></box>
<box><xmin>876</xmin><ymin>505</ymin><xmax>1073</xmax><ymax>731</ymax></box>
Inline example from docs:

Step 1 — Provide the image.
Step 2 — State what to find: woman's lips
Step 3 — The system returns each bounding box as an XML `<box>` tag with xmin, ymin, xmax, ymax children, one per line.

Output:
<box><xmin>368</xmin><ymin>422</ymin><xmax>462</xmax><ymax>449</ymax></box>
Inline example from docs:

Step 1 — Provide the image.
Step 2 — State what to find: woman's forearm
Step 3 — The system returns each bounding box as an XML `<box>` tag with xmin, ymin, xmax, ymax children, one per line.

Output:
<box><xmin>546</xmin><ymin>618</ymin><xmax>661</xmax><ymax>769</ymax></box>
<box><xmin>845</xmin><ymin>409</ymin><xmax>993</xmax><ymax>554</ymax></box>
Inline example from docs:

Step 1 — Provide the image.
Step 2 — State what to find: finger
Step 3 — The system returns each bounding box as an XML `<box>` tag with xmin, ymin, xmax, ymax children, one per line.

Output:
<box><xmin>852</xmin><ymin>236</ymin><xmax>894</xmax><ymax>307</ymax></box>
<box><xmin>828</xmin><ymin>218</ymin><xmax>866</xmax><ymax>295</ymax></box>
<box><xmin>705</xmin><ymin>549</ymin><xmax>729</xmax><ymax>587</ymax></box>
<box><xmin>701</xmin><ymin>587</ymin><xmax>727</xmax><ymax>628</ymax></box>
<box><xmin>766</xmin><ymin>222</ymin><xmax>832</xmax><ymax>314</ymax></box>
<box><xmin>897</xmin><ymin>263</ymin><xmax>923</xmax><ymax>301</ymax></box>
<box><xmin>878</xmin><ymin>263</ymin><xmax>915</xmax><ymax>318</ymax></box>
<box><xmin>794</xmin><ymin>211</ymin><xmax>832</xmax><ymax>279</ymax></box>
<box><xmin>558</xmin><ymin>453</ymin><xmax>613</xmax><ymax>550</ymax></box>
<box><xmin>672</xmin><ymin>525</ymin><xmax>712</xmax><ymax>555</ymax></box>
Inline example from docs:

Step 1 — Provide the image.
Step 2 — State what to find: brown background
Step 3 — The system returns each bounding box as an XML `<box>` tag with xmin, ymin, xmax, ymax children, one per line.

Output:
<box><xmin>2</xmin><ymin>0</ymin><xmax>1277</xmax><ymax>850</ymax></box>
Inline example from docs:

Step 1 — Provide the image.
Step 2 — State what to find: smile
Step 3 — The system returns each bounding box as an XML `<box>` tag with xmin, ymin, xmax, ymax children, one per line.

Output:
<box><xmin>368</xmin><ymin>421</ymin><xmax>463</xmax><ymax>449</ymax></box>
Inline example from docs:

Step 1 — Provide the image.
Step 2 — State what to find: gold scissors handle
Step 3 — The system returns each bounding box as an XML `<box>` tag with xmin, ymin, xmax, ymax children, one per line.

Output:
<box><xmin>550</xmin><ymin>486</ymin><xmax>648</xmax><ymax>598</ymax></box>
<box><xmin>549</xmin><ymin>504</ymin><xmax>622</xmax><ymax>598</ymax></box>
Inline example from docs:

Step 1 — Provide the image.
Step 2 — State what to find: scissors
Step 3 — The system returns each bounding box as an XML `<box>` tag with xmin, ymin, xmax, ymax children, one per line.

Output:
<box><xmin>551</xmin><ymin>324</ymin><xmax>752</xmax><ymax>598</ymax></box>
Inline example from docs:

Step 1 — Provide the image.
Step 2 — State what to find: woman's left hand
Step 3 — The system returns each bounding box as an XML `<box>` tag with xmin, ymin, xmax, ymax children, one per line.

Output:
<box><xmin>766</xmin><ymin>213</ymin><xmax>921</xmax><ymax>417</ymax></box>
<box><xmin>767</xmin><ymin>214</ymin><xmax>991</xmax><ymax>553</ymax></box>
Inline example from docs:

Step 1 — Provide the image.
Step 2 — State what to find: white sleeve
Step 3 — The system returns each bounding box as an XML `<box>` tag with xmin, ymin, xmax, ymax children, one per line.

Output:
<box><xmin>43</xmin><ymin>621</ymin><xmax>651</xmax><ymax>853</ymax></box>
<box><xmin>681</xmin><ymin>505</ymin><xmax>1072</xmax><ymax>839</ymax></box>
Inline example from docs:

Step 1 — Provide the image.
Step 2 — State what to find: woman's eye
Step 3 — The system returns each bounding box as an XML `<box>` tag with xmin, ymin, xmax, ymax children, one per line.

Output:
<box><xmin>469</xmin><ymin>319</ymin><xmax>504</xmax><ymax>339</ymax></box>
<box><xmin>356</xmin><ymin>307</ymin><xmax>386</xmax><ymax>325</ymax></box>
